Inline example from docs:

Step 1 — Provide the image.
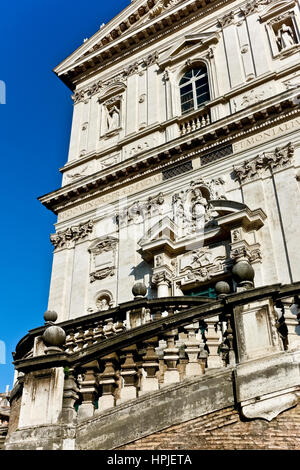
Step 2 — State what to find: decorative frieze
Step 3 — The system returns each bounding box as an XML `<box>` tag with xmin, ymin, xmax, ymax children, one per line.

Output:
<box><xmin>50</xmin><ymin>220</ymin><xmax>94</xmax><ymax>249</ymax></box>
<box><xmin>233</xmin><ymin>143</ymin><xmax>294</xmax><ymax>183</ymax></box>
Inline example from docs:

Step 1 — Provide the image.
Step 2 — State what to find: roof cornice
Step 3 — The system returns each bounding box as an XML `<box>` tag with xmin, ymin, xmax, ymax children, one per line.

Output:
<box><xmin>54</xmin><ymin>0</ymin><xmax>234</xmax><ymax>90</ymax></box>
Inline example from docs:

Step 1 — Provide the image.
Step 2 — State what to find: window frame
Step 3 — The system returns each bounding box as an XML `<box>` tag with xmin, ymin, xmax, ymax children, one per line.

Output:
<box><xmin>179</xmin><ymin>67</ymin><xmax>210</xmax><ymax>115</ymax></box>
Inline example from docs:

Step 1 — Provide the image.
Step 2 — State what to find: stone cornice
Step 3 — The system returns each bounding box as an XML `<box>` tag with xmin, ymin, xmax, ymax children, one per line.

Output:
<box><xmin>54</xmin><ymin>0</ymin><xmax>235</xmax><ymax>89</ymax></box>
<box><xmin>39</xmin><ymin>88</ymin><xmax>300</xmax><ymax>215</ymax></box>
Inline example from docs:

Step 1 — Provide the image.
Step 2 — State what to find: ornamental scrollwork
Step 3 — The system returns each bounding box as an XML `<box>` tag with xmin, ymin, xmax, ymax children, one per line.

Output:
<box><xmin>233</xmin><ymin>143</ymin><xmax>294</xmax><ymax>183</ymax></box>
<box><xmin>50</xmin><ymin>220</ymin><xmax>94</xmax><ymax>249</ymax></box>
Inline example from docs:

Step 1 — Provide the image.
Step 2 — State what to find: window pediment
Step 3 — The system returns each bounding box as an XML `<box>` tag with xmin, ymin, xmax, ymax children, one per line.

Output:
<box><xmin>159</xmin><ymin>32</ymin><xmax>220</xmax><ymax>67</ymax></box>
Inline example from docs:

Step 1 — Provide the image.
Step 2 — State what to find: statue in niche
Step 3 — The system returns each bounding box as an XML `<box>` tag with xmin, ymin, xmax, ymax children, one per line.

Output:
<box><xmin>276</xmin><ymin>23</ymin><xmax>296</xmax><ymax>51</ymax></box>
<box><xmin>96</xmin><ymin>297</ymin><xmax>110</xmax><ymax>312</ymax></box>
<box><xmin>106</xmin><ymin>104</ymin><xmax>120</xmax><ymax>132</ymax></box>
<box><xmin>191</xmin><ymin>188</ymin><xmax>208</xmax><ymax>231</ymax></box>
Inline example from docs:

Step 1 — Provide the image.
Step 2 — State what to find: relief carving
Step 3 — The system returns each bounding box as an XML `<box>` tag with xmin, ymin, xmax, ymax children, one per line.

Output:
<box><xmin>143</xmin><ymin>51</ymin><xmax>159</xmax><ymax>67</ymax></box>
<box><xmin>50</xmin><ymin>221</ymin><xmax>94</xmax><ymax>250</ymax></box>
<box><xmin>218</xmin><ymin>11</ymin><xmax>235</xmax><ymax>28</ymax></box>
<box><xmin>178</xmin><ymin>244</ymin><xmax>228</xmax><ymax>287</ymax></box>
<box><xmin>90</xmin><ymin>267</ymin><xmax>115</xmax><ymax>283</ymax></box>
<box><xmin>89</xmin><ymin>237</ymin><xmax>118</xmax><ymax>282</ymax></box>
<box><xmin>233</xmin><ymin>143</ymin><xmax>294</xmax><ymax>183</ymax></box>
<box><xmin>173</xmin><ymin>177</ymin><xmax>226</xmax><ymax>236</ymax></box>
<box><xmin>149</xmin><ymin>0</ymin><xmax>183</xmax><ymax>19</ymax></box>
<box><xmin>118</xmin><ymin>192</ymin><xmax>165</xmax><ymax>226</ymax></box>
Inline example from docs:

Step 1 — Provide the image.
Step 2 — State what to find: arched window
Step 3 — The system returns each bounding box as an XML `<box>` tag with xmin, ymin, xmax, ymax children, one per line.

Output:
<box><xmin>179</xmin><ymin>66</ymin><xmax>210</xmax><ymax>114</ymax></box>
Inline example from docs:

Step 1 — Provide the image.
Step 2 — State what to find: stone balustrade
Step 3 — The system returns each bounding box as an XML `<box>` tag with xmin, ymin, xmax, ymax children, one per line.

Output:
<box><xmin>11</xmin><ymin>283</ymin><xmax>300</xmax><ymax>428</ymax></box>
<box><xmin>179</xmin><ymin>108</ymin><xmax>211</xmax><ymax>136</ymax></box>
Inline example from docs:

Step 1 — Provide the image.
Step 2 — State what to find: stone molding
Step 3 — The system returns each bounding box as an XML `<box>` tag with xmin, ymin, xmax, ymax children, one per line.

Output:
<box><xmin>50</xmin><ymin>220</ymin><xmax>94</xmax><ymax>250</ymax></box>
<box><xmin>233</xmin><ymin>142</ymin><xmax>294</xmax><ymax>183</ymax></box>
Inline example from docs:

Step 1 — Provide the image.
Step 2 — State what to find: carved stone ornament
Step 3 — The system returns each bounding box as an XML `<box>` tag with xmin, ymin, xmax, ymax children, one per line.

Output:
<box><xmin>88</xmin><ymin>237</ymin><xmax>118</xmax><ymax>255</ymax></box>
<box><xmin>233</xmin><ymin>143</ymin><xmax>294</xmax><ymax>182</ymax></box>
<box><xmin>124</xmin><ymin>62</ymin><xmax>139</xmax><ymax>77</ymax></box>
<box><xmin>149</xmin><ymin>0</ymin><xmax>183</xmax><ymax>19</ymax></box>
<box><xmin>143</xmin><ymin>51</ymin><xmax>159</xmax><ymax>67</ymax></box>
<box><xmin>90</xmin><ymin>267</ymin><xmax>115</xmax><ymax>283</ymax></box>
<box><xmin>118</xmin><ymin>192</ymin><xmax>165</xmax><ymax>226</ymax></box>
<box><xmin>178</xmin><ymin>245</ymin><xmax>228</xmax><ymax>286</ymax></box>
<box><xmin>72</xmin><ymin>90</ymin><xmax>85</xmax><ymax>104</ymax></box>
<box><xmin>65</xmin><ymin>164</ymin><xmax>89</xmax><ymax>181</ymax></box>
<box><xmin>50</xmin><ymin>220</ymin><xmax>94</xmax><ymax>249</ymax></box>
<box><xmin>240</xmin><ymin>0</ymin><xmax>277</xmax><ymax>16</ymax></box>
<box><xmin>172</xmin><ymin>177</ymin><xmax>226</xmax><ymax>237</ymax></box>
<box><xmin>230</xmin><ymin>246</ymin><xmax>251</xmax><ymax>262</ymax></box>
<box><xmin>218</xmin><ymin>11</ymin><xmax>235</xmax><ymax>28</ymax></box>
<box><xmin>72</xmin><ymin>74</ymin><xmax>126</xmax><ymax>103</ymax></box>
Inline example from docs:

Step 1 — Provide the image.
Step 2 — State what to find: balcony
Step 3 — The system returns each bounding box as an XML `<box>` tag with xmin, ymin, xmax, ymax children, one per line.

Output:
<box><xmin>179</xmin><ymin>106</ymin><xmax>211</xmax><ymax>136</ymax></box>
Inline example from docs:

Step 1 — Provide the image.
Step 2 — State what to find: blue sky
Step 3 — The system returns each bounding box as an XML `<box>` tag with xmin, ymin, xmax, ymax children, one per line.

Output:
<box><xmin>0</xmin><ymin>0</ymin><xmax>129</xmax><ymax>391</ymax></box>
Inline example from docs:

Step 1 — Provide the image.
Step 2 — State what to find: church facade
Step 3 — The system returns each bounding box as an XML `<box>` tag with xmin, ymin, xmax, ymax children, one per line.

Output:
<box><xmin>4</xmin><ymin>0</ymin><xmax>300</xmax><ymax>450</ymax></box>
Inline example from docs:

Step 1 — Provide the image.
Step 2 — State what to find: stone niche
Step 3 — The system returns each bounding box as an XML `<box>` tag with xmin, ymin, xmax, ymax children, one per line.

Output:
<box><xmin>88</xmin><ymin>237</ymin><xmax>118</xmax><ymax>283</ymax></box>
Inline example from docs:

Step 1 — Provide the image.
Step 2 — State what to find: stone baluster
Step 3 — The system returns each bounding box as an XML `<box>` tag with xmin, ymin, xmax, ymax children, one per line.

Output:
<box><xmin>61</xmin><ymin>369</ymin><xmax>80</xmax><ymax>424</ymax></box>
<box><xmin>98</xmin><ymin>353</ymin><xmax>118</xmax><ymax>411</ymax></box>
<box><xmin>199</xmin><ymin>325</ymin><xmax>209</xmax><ymax>373</ymax></box>
<box><xmin>117</xmin><ymin>345</ymin><xmax>138</xmax><ymax>403</ymax></box>
<box><xmin>223</xmin><ymin>307</ymin><xmax>236</xmax><ymax>366</ymax></box>
<box><xmin>65</xmin><ymin>329</ymin><xmax>76</xmax><ymax>353</ymax></box>
<box><xmin>84</xmin><ymin>324</ymin><xmax>95</xmax><ymax>348</ymax></box>
<box><xmin>162</xmin><ymin>329</ymin><xmax>180</xmax><ymax>385</ymax></box>
<box><xmin>184</xmin><ymin>322</ymin><xmax>203</xmax><ymax>377</ymax></box>
<box><xmin>205</xmin><ymin>315</ymin><xmax>224</xmax><ymax>369</ymax></box>
<box><xmin>104</xmin><ymin>317</ymin><xmax>115</xmax><ymax>338</ymax></box>
<box><xmin>114</xmin><ymin>319</ymin><xmax>126</xmax><ymax>334</ymax></box>
<box><xmin>93</xmin><ymin>321</ymin><xmax>104</xmax><ymax>343</ymax></box>
<box><xmin>75</xmin><ymin>327</ymin><xmax>84</xmax><ymax>350</ymax></box>
<box><xmin>152</xmin><ymin>306</ymin><xmax>162</xmax><ymax>320</ymax></box>
<box><xmin>139</xmin><ymin>337</ymin><xmax>159</xmax><ymax>395</ymax></box>
<box><xmin>77</xmin><ymin>362</ymin><xmax>99</xmax><ymax>420</ymax></box>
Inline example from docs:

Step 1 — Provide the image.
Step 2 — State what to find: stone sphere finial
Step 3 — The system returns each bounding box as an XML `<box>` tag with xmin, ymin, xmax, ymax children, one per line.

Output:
<box><xmin>132</xmin><ymin>282</ymin><xmax>147</xmax><ymax>299</ymax></box>
<box><xmin>215</xmin><ymin>281</ymin><xmax>231</xmax><ymax>298</ymax></box>
<box><xmin>232</xmin><ymin>261</ymin><xmax>255</xmax><ymax>283</ymax></box>
<box><xmin>44</xmin><ymin>310</ymin><xmax>58</xmax><ymax>323</ymax></box>
<box><xmin>42</xmin><ymin>326</ymin><xmax>66</xmax><ymax>349</ymax></box>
